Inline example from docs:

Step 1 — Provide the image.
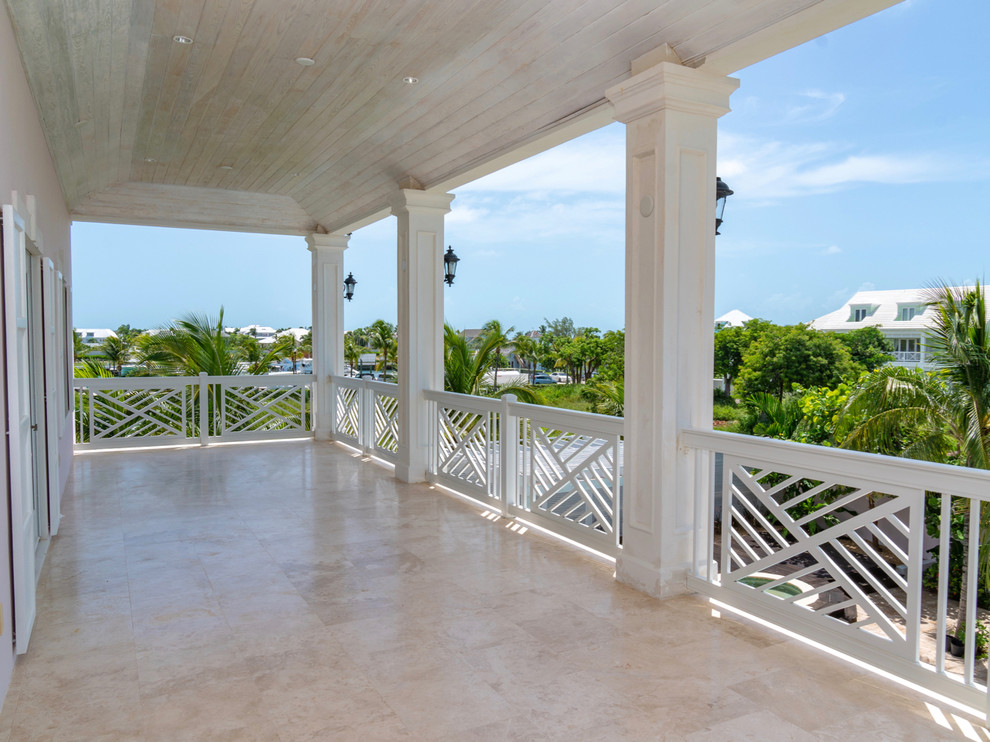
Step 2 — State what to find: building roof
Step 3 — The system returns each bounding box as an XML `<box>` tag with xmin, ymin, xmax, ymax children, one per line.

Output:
<box><xmin>715</xmin><ymin>309</ymin><xmax>752</xmax><ymax>328</ymax></box>
<box><xmin>809</xmin><ymin>287</ymin><xmax>977</xmax><ymax>332</ymax></box>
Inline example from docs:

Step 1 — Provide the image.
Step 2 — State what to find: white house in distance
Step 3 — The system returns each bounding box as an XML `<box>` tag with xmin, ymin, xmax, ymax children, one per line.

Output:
<box><xmin>714</xmin><ymin>309</ymin><xmax>752</xmax><ymax>329</ymax></box>
<box><xmin>75</xmin><ymin>328</ymin><xmax>116</xmax><ymax>347</ymax></box>
<box><xmin>809</xmin><ymin>287</ymin><xmax>975</xmax><ymax>369</ymax></box>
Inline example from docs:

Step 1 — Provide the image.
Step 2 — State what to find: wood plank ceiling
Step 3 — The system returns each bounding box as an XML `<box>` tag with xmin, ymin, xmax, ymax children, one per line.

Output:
<box><xmin>3</xmin><ymin>0</ymin><xmax>873</xmax><ymax>235</ymax></box>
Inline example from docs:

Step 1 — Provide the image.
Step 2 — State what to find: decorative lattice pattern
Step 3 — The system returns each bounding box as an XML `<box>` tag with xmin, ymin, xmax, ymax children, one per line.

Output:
<box><xmin>721</xmin><ymin>456</ymin><xmax>920</xmax><ymax>652</ymax></box>
<box><xmin>436</xmin><ymin>405</ymin><xmax>495</xmax><ymax>498</ymax></box>
<box><xmin>86</xmin><ymin>386</ymin><xmax>187</xmax><ymax>441</ymax></box>
<box><xmin>334</xmin><ymin>386</ymin><xmax>361</xmax><ymax>441</ymax></box>
<box><xmin>373</xmin><ymin>391</ymin><xmax>399</xmax><ymax>455</ymax></box>
<box><xmin>221</xmin><ymin>383</ymin><xmax>307</xmax><ymax>434</ymax></box>
<box><xmin>526</xmin><ymin>426</ymin><xmax>618</xmax><ymax>537</ymax></box>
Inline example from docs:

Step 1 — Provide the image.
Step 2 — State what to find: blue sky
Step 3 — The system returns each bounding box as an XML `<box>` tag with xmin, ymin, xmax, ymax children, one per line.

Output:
<box><xmin>73</xmin><ymin>0</ymin><xmax>989</xmax><ymax>333</ymax></box>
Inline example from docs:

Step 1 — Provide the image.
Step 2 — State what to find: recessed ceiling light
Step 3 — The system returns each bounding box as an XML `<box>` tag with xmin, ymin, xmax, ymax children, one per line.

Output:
<box><xmin>218</xmin><ymin>165</ymin><xmax>234</xmax><ymax>171</ymax></box>
<box><xmin>402</xmin><ymin>76</ymin><xmax>419</xmax><ymax>85</ymax></box>
<box><xmin>295</xmin><ymin>57</ymin><xmax>315</xmax><ymax>67</ymax></box>
<box><xmin>144</xmin><ymin>157</ymin><xmax>157</xmax><ymax>163</ymax></box>
<box><xmin>172</xmin><ymin>35</ymin><xmax>193</xmax><ymax>44</ymax></box>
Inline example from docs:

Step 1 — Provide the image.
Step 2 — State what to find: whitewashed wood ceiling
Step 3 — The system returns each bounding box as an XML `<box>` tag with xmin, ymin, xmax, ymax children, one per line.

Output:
<box><xmin>4</xmin><ymin>0</ymin><xmax>896</xmax><ymax>235</ymax></box>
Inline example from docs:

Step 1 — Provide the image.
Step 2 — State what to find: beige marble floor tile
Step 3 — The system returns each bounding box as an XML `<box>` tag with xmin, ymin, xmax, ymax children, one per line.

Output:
<box><xmin>3</xmin><ymin>440</ymin><xmax>987</xmax><ymax>741</ymax></box>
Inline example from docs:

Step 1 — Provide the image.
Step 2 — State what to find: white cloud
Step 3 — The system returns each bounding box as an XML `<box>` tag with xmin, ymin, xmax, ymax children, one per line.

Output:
<box><xmin>858</xmin><ymin>281</ymin><xmax>877</xmax><ymax>291</ymax></box>
<box><xmin>823</xmin><ymin>245</ymin><xmax>842</xmax><ymax>255</ymax></box>
<box><xmin>783</xmin><ymin>90</ymin><xmax>846</xmax><ymax>124</ymax></box>
<box><xmin>447</xmin><ymin>205</ymin><xmax>489</xmax><ymax>224</ymax></box>
<box><xmin>459</xmin><ymin>133</ymin><xmax>624</xmax><ymax>195</ymax></box>
<box><xmin>719</xmin><ymin>131</ymin><xmax>983</xmax><ymax>202</ymax></box>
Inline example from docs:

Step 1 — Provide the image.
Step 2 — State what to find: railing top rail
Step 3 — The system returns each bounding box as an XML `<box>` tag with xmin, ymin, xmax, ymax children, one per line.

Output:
<box><xmin>366</xmin><ymin>379</ymin><xmax>398</xmax><ymax>393</ymax></box>
<box><xmin>681</xmin><ymin>427</ymin><xmax>990</xmax><ymax>500</ymax></box>
<box><xmin>508</xmin><ymin>399</ymin><xmax>624</xmax><ymax>436</ymax></box>
<box><xmin>73</xmin><ymin>375</ymin><xmax>200</xmax><ymax>389</ymax></box>
<box><xmin>331</xmin><ymin>375</ymin><xmax>362</xmax><ymax>388</ymax></box>
<box><xmin>425</xmin><ymin>389</ymin><xmax>502</xmax><ymax>413</ymax></box>
<box><xmin>73</xmin><ymin>374</ymin><xmax>314</xmax><ymax>390</ymax></box>
<box><xmin>207</xmin><ymin>374</ymin><xmax>312</xmax><ymax>387</ymax></box>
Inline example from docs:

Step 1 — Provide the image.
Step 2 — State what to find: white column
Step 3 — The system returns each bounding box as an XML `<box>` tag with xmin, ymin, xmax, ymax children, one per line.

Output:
<box><xmin>389</xmin><ymin>189</ymin><xmax>454</xmax><ymax>483</ymax></box>
<box><xmin>306</xmin><ymin>232</ymin><xmax>349</xmax><ymax>441</ymax></box>
<box><xmin>606</xmin><ymin>62</ymin><xmax>738</xmax><ymax>598</ymax></box>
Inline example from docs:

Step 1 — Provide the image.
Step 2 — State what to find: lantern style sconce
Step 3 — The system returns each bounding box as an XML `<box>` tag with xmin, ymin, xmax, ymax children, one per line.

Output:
<box><xmin>343</xmin><ymin>272</ymin><xmax>357</xmax><ymax>301</ymax></box>
<box><xmin>443</xmin><ymin>246</ymin><xmax>459</xmax><ymax>286</ymax></box>
<box><xmin>715</xmin><ymin>177</ymin><xmax>733</xmax><ymax>235</ymax></box>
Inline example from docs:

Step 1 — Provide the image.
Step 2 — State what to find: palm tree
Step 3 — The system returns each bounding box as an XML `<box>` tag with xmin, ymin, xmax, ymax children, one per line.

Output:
<box><xmin>344</xmin><ymin>333</ymin><xmax>362</xmax><ymax>375</ymax></box>
<box><xmin>480</xmin><ymin>319</ymin><xmax>514</xmax><ymax>388</ymax></box>
<box><xmin>369</xmin><ymin>320</ymin><xmax>397</xmax><ymax>378</ymax></box>
<box><xmin>585</xmin><ymin>379</ymin><xmax>624</xmax><ymax>416</ymax></box>
<box><xmin>73</xmin><ymin>330</ymin><xmax>90</xmax><ymax>361</ymax></box>
<box><xmin>99</xmin><ymin>334</ymin><xmax>133</xmax><ymax>375</ymax></box>
<box><xmin>444</xmin><ymin>324</ymin><xmax>540</xmax><ymax>403</ymax></box>
<box><xmin>278</xmin><ymin>332</ymin><xmax>303</xmax><ymax>373</ymax></box>
<box><xmin>839</xmin><ymin>282</ymin><xmax>990</xmax><ymax>640</ymax></box>
<box><xmin>512</xmin><ymin>332</ymin><xmax>539</xmax><ymax>383</ymax></box>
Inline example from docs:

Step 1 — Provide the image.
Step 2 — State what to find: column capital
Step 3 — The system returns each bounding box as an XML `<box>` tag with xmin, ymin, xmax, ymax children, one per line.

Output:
<box><xmin>389</xmin><ymin>189</ymin><xmax>454</xmax><ymax>217</ymax></box>
<box><xmin>606</xmin><ymin>62</ymin><xmax>739</xmax><ymax>124</ymax></box>
<box><xmin>306</xmin><ymin>232</ymin><xmax>349</xmax><ymax>254</ymax></box>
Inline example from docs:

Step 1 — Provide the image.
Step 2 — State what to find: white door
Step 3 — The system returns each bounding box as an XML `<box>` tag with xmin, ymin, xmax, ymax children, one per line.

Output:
<box><xmin>3</xmin><ymin>204</ymin><xmax>37</xmax><ymax>653</ymax></box>
<box><xmin>27</xmin><ymin>251</ymin><xmax>50</xmax><ymax>558</ymax></box>
<box><xmin>43</xmin><ymin>259</ymin><xmax>60</xmax><ymax>535</ymax></box>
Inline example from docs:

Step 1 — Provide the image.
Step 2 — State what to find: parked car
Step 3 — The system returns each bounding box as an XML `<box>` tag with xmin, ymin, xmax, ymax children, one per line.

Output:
<box><xmin>550</xmin><ymin>372</ymin><xmax>571</xmax><ymax>384</ymax></box>
<box><xmin>531</xmin><ymin>373</ymin><xmax>556</xmax><ymax>385</ymax></box>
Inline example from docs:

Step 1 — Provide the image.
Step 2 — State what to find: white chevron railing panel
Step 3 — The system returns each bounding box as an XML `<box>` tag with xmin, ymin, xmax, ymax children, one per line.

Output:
<box><xmin>682</xmin><ymin>428</ymin><xmax>990</xmax><ymax>714</ymax></box>
<box><xmin>74</xmin><ymin>374</ymin><xmax>313</xmax><ymax>449</ymax></box>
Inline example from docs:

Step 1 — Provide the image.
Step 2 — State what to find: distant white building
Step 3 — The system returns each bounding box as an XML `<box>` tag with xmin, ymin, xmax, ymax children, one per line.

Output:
<box><xmin>714</xmin><ymin>309</ymin><xmax>752</xmax><ymax>330</ymax></box>
<box><xmin>238</xmin><ymin>324</ymin><xmax>277</xmax><ymax>340</ymax></box>
<box><xmin>809</xmin><ymin>287</ymin><xmax>978</xmax><ymax>370</ymax></box>
<box><xmin>276</xmin><ymin>327</ymin><xmax>310</xmax><ymax>342</ymax></box>
<box><xmin>76</xmin><ymin>328</ymin><xmax>116</xmax><ymax>346</ymax></box>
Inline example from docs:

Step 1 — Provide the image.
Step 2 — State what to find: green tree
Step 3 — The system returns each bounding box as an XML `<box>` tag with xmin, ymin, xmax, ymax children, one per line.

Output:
<box><xmin>838</xmin><ymin>282</ymin><xmax>990</xmax><ymax>640</ymax></box>
<box><xmin>73</xmin><ymin>330</ymin><xmax>89</xmax><ymax>361</ymax></box>
<box><xmin>139</xmin><ymin>308</ymin><xmax>282</xmax><ymax>376</ymax></box>
<box><xmin>596</xmin><ymin>330</ymin><xmax>625</xmax><ymax>382</ymax></box>
<box><xmin>480</xmin><ymin>319</ymin><xmax>514</xmax><ymax>388</ymax></box>
<box><xmin>584</xmin><ymin>378</ymin><xmax>623</xmax><ymax>416</ymax></box>
<box><xmin>344</xmin><ymin>332</ymin><xmax>362</xmax><ymax>374</ymax></box>
<box><xmin>99</xmin><ymin>334</ymin><xmax>133</xmax><ymax>375</ymax></box>
<box><xmin>835</xmin><ymin>326</ymin><xmax>894</xmax><ymax>372</ymax></box>
<box><xmin>444</xmin><ymin>324</ymin><xmax>540</xmax><ymax>402</ymax></box>
<box><xmin>369</xmin><ymin>320</ymin><xmax>397</xmax><ymax>377</ymax></box>
<box><xmin>736</xmin><ymin>325</ymin><xmax>857</xmax><ymax>400</ymax></box>
<box><xmin>512</xmin><ymin>332</ymin><xmax>539</xmax><ymax>382</ymax></box>
<box><xmin>541</xmin><ymin>316</ymin><xmax>576</xmax><ymax>339</ymax></box>
<box><xmin>714</xmin><ymin>319</ymin><xmax>773</xmax><ymax>398</ymax></box>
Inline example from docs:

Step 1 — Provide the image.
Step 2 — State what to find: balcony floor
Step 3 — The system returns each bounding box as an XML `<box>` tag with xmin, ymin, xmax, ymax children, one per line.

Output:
<box><xmin>0</xmin><ymin>440</ymin><xmax>981</xmax><ymax>740</ymax></box>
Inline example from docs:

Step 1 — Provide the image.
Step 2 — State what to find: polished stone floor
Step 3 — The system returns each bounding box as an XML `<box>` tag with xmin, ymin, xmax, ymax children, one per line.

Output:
<box><xmin>0</xmin><ymin>440</ymin><xmax>984</xmax><ymax>740</ymax></box>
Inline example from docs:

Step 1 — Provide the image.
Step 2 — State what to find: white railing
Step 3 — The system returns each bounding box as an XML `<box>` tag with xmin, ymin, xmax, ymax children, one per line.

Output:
<box><xmin>425</xmin><ymin>390</ymin><xmax>623</xmax><ymax>556</ymax></box>
<box><xmin>74</xmin><ymin>372</ymin><xmax>313</xmax><ymax>450</ymax></box>
<box><xmin>893</xmin><ymin>350</ymin><xmax>923</xmax><ymax>362</ymax></box>
<box><xmin>682</xmin><ymin>428</ymin><xmax>990</xmax><ymax>712</ymax></box>
<box><xmin>329</xmin><ymin>376</ymin><xmax>399</xmax><ymax>463</ymax></box>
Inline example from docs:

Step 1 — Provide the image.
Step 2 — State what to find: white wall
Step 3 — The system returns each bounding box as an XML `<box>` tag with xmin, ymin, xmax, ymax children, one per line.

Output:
<box><xmin>0</xmin><ymin>5</ymin><xmax>74</xmax><ymax>706</ymax></box>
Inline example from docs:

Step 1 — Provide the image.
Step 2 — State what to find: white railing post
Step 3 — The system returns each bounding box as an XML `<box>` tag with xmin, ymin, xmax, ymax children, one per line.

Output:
<box><xmin>87</xmin><ymin>386</ymin><xmax>94</xmax><ymax>443</ymax></box>
<box><xmin>499</xmin><ymin>394</ymin><xmax>518</xmax><ymax>518</ymax></box>
<box><xmin>328</xmin><ymin>375</ymin><xmax>338</xmax><ymax>438</ymax></box>
<box><xmin>361</xmin><ymin>379</ymin><xmax>373</xmax><ymax>455</ymax></box>
<box><xmin>198</xmin><ymin>372</ymin><xmax>208</xmax><ymax>446</ymax></box>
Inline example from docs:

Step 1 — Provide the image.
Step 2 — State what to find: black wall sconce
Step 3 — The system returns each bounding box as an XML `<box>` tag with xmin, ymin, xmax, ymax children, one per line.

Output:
<box><xmin>715</xmin><ymin>177</ymin><xmax>733</xmax><ymax>235</ymax></box>
<box><xmin>343</xmin><ymin>272</ymin><xmax>357</xmax><ymax>301</ymax></box>
<box><xmin>443</xmin><ymin>246</ymin><xmax>459</xmax><ymax>286</ymax></box>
